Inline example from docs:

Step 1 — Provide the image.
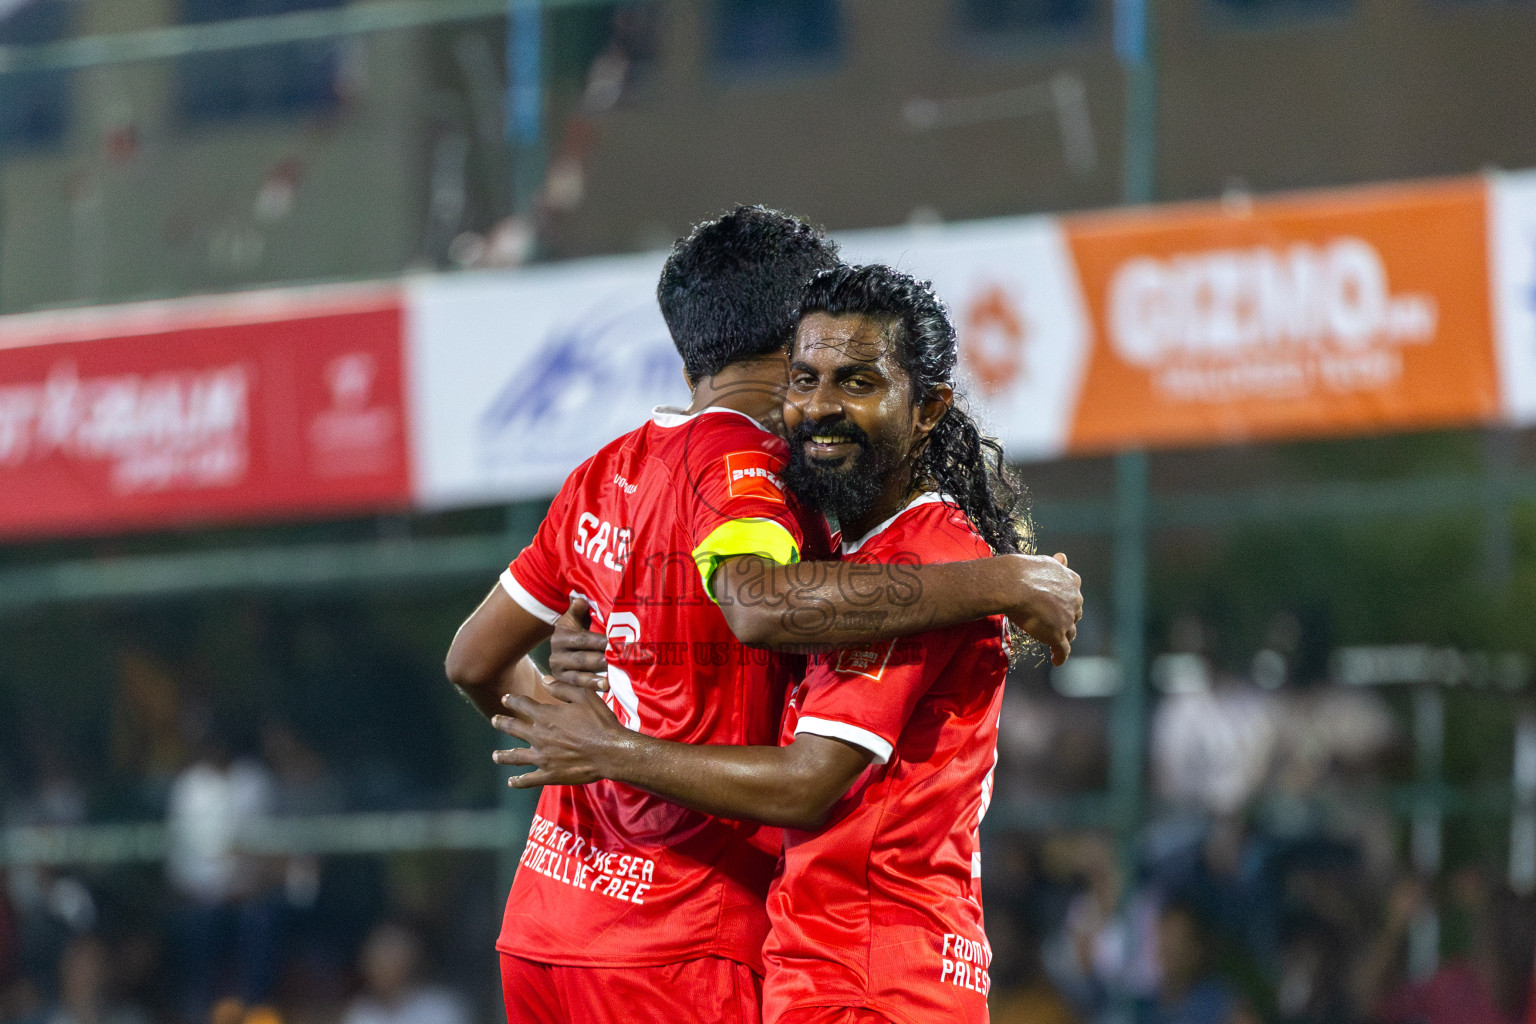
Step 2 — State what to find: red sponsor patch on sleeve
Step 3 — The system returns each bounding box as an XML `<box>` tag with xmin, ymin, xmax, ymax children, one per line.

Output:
<box><xmin>724</xmin><ymin>450</ymin><xmax>786</xmax><ymax>504</ymax></box>
<box><xmin>832</xmin><ymin>640</ymin><xmax>896</xmax><ymax>681</ymax></box>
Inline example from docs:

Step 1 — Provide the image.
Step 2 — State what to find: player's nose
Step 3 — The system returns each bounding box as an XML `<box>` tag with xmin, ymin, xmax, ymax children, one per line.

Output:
<box><xmin>799</xmin><ymin>379</ymin><xmax>844</xmax><ymax>424</ymax></box>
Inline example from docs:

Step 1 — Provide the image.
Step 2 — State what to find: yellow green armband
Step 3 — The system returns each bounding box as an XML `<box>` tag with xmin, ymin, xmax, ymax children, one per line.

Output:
<box><xmin>691</xmin><ymin>518</ymin><xmax>801</xmax><ymax>602</ymax></box>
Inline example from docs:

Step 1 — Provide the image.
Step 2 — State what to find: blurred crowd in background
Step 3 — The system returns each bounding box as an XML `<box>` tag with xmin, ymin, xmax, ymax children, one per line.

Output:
<box><xmin>0</xmin><ymin>700</ymin><xmax>491</xmax><ymax>1024</ymax></box>
<box><xmin>0</xmin><ymin>600</ymin><xmax>1531</xmax><ymax>1024</ymax></box>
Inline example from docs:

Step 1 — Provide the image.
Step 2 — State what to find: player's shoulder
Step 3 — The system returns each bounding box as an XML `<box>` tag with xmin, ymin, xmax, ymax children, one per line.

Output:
<box><xmin>669</xmin><ymin>407</ymin><xmax>788</xmax><ymax>462</ymax></box>
<box><xmin>548</xmin><ymin>425</ymin><xmax>640</xmax><ymax>492</ymax></box>
<box><xmin>850</xmin><ymin>494</ymin><xmax>992</xmax><ymax>564</ymax></box>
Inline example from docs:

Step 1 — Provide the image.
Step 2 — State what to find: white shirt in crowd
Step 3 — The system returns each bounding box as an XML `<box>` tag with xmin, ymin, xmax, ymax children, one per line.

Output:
<box><xmin>340</xmin><ymin>988</ymin><xmax>471</xmax><ymax>1024</ymax></box>
<box><xmin>165</xmin><ymin>758</ymin><xmax>275</xmax><ymax>903</ymax></box>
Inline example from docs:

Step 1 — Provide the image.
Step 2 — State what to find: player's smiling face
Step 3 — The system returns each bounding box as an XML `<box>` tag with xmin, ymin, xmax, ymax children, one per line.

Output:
<box><xmin>782</xmin><ymin>312</ymin><xmax>932</xmax><ymax>528</ymax></box>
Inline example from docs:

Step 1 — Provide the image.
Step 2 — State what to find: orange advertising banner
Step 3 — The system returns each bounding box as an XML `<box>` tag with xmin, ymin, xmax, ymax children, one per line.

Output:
<box><xmin>1062</xmin><ymin>178</ymin><xmax>1499</xmax><ymax>452</ymax></box>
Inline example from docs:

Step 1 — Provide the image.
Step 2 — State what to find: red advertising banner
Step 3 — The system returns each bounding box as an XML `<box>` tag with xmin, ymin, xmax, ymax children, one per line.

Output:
<box><xmin>0</xmin><ymin>291</ymin><xmax>411</xmax><ymax>539</ymax></box>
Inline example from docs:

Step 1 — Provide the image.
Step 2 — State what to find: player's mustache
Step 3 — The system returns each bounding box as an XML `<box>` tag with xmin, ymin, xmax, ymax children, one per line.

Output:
<box><xmin>789</xmin><ymin>418</ymin><xmax>869</xmax><ymax>451</ymax></box>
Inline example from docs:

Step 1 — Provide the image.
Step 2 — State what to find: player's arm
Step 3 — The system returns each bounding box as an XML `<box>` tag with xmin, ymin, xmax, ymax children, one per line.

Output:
<box><xmin>491</xmin><ymin>683</ymin><xmax>872</xmax><ymax>830</ymax></box>
<box><xmin>444</xmin><ymin>583</ymin><xmax>558</xmax><ymax>721</ymax></box>
<box><xmin>709</xmin><ymin>550</ymin><xmax>1082</xmax><ymax>663</ymax></box>
<box><xmin>689</xmin><ymin>445</ymin><xmax>1081</xmax><ymax>662</ymax></box>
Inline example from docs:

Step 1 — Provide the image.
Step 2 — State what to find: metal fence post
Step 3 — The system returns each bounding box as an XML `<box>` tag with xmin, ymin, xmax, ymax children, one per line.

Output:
<box><xmin>1110</xmin><ymin>452</ymin><xmax>1150</xmax><ymax>875</ymax></box>
<box><xmin>506</xmin><ymin>0</ymin><xmax>544</xmax><ymax>216</ymax></box>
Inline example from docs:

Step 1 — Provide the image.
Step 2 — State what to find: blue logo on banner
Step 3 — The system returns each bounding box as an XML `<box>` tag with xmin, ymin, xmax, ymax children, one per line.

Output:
<box><xmin>476</xmin><ymin>299</ymin><xmax>682</xmax><ymax>477</ymax></box>
<box><xmin>1528</xmin><ymin>235</ymin><xmax>1536</xmax><ymax>316</ymax></box>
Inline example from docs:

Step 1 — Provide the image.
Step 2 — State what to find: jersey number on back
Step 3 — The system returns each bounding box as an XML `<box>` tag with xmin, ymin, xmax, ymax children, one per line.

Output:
<box><xmin>602</xmin><ymin>612</ymin><xmax>643</xmax><ymax>732</ymax></box>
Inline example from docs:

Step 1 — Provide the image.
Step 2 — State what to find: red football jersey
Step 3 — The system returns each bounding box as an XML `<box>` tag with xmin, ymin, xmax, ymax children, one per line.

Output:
<box><xmin>764</xmin><ymin>493</ymin><xmax>1008</xmax><ymax>1024</ymax></box>
<box><xmin>497</xmin><ymin>405</ymin><xmax>829</xmax><ymax>972</ymax></box>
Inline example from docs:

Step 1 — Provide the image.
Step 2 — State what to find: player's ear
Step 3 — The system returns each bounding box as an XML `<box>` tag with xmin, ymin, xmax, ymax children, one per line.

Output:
<box><xmin>913</xmin><ymin>383</ymin><xmax>952</xmax><ymax>442</ymax></box>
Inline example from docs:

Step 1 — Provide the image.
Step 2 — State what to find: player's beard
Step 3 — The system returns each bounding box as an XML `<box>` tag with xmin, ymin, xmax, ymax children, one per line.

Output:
<box><xmin>783</xmin><ymin>416</ymin><xmax>906</xmax><ymax>529</ymax></box>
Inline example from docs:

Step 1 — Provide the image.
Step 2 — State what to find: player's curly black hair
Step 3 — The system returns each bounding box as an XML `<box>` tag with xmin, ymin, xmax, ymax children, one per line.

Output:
<box><xmin>659</xmin><ymin>205</ymin><xmax>840</xmax><ymax>384</ymax></box>
<box><xmin>795</xmin><ymin>263</ymin><xmax>1034</xmax><ymax>558</ymax></box>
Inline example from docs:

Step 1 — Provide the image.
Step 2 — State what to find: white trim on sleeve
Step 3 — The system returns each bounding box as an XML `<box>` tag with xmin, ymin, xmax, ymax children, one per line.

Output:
<box><xmin>499</xmin><ymin>568</ymin><xmax>562</xmax><ymax>626</ymax></box>
<box><xmin>795</xmin><ymin>716</ymin><xmax>894</xmax><ymax>765</ymax></box>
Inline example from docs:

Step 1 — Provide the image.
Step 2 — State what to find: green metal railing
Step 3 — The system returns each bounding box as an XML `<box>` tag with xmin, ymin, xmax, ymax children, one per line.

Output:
<box><xmin>0</xmin><ymin>0</ymin><xmax>639</xmax><ymax>76</ymax></box>
<box><xmin>3</xmin><ymin>467</ymin><xmax>1533</xmax><ymax>610</ymax></box>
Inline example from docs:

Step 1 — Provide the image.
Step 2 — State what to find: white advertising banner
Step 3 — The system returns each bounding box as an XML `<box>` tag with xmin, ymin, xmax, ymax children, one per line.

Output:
<box><xmin>405</xmin><ymin>253</ymin><xmax>680</xmax><ymax>508</ymax></box>
<box><xmin>406</xmin><ymin>217</ymin><xmax>1090</xmax><ymax>508</ymax></box>
<box><xmin>408</xmin><ymin>174</ymin><xmax>1527</xmax><ymax>510</ymax></box>
<box><xmin>1491</xmin><ymin>171</ymin><xmax>1536</xmax><ymax>425</ymax></box>
<box><xmin>842</xmin><ymin>216</ymin><xmax>1091</xmax><ymax>461</ymax></box>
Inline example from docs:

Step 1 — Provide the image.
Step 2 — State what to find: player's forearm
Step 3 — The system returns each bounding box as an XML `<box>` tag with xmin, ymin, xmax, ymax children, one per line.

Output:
<box><xmin>456</xmin><ymin>655</ymin><xmax>550</xmax><ymax>721</ymax></box>
<box><xmin>599</xmin><ymin>733</ymin><xmax>835</xmax><ymax>830</ymax></box>
<box><xmin>446</xmin><ymin>584</ymin><xmax>558</xmax><ymax>719</ymax></box>
<box><xmin>716</xmin><ymin>556</ymin><xmax>1016</xmax><ymax>647</ymax></box>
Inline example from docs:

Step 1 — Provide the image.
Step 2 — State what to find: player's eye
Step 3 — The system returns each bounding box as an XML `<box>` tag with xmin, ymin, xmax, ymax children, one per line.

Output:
<box><xmin>789</xmin><ymin>373</ymin><xmax>817</xmax><ymax>390</ymax></box>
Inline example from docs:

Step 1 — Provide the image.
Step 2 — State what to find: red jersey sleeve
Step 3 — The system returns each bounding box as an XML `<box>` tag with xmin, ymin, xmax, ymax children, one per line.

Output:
<box><xmin>503</xmin><ymin>471</ymin><xmax>580</xmax><ymax>624</ymax></box>
<box><xmin>683</xmin><ymin>417</ymin><xmax>824</xmax><ymax>587</ymax></box>
<box><xmin>792</xmin><ymin>631</ymin><xmax>962</xmax><ymax>765</ymax></box>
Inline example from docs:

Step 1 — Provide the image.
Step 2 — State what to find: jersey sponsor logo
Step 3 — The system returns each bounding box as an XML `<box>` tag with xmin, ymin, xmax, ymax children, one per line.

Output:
<box><xmin>832</xmin><ymin>640</ymin><xmax>896</xmax><ymax>681</ymax></box>
<box><xmin>724</xmin><ymin>451</ymin><xmax>785</xmax><ymax>504</ymax></box>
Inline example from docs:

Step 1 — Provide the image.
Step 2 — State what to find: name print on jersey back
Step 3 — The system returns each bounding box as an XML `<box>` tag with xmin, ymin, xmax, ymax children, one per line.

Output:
<box><xmin>573</xmin><ymin>512</ymin><xmax>632</xmax><ymax>572</ymax></box>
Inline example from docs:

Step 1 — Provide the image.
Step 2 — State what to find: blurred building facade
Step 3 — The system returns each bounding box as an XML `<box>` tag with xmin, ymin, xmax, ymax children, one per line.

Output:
<box><xmin>4</xmin><ymin>0</ymin><xmax>1536</xmax><ymax>313</ymax></box>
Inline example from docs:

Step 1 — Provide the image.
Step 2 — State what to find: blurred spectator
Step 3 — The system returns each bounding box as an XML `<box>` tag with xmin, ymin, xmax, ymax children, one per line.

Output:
<box><xmin>338</xmin><ymin>923</ymin><xmax>468</xmax><ymax>1024</ymax></box>
<box><xmin>0</xmin><ymin>879</ymin><xmax>16</xmax><ymax>983</ymax></box>
<box><xmin>580</xmin><ymin>4</ymin><xmax>660</xmax><ymax>115</ymax></box>
<box><xmin>1270</xmin><ymin>686</ymin><xmax>1396</xmax><ymax>799</ymax></box>
<box><xmin>1045</xmin><ymin>834</ymin><xmax>1160</xmax><ymax>1022</ymax></box>
<box><xmin>4</xmin><ymin>869</ymin><xmax>94</xmax><ymax>1003</ymax></box>
<box><xmin>1141</xmin><ymin>902</ymin><xmax>1246</xmax><ymax>1024</ymax></box>
<box><xmin>989</xmin><ymin>910</ymin><xmax>1082</xmax><ymax>1024</ymax></box>
<box><xmin>8</xmin><ymin>745</ymin><xmax>86</xmax><ymax>832</ymax></box>
<box><xmin>997</xmin><ymin>686</ymin><xmax>1109</xmax><ymax>799</ymax></box>
<box><xmin>5</xmin><ymin>738</ymin><xmax>97</xmax><ymax>1009</ymax></box>
<box><xmin>1274</xmin><ymin>921</ymin><xmax>1350</xmax><ymax>1024</ymax></box>
<box><xmin>0</xmin><ymin>875</ymin><xmax>38</xmax><ymax>1024</ymax></box>
<box><xmin>110</xmin><ymin>651</ymin><xmax>188</xmax><ymax>811</ymax></box>
<box><xmin>42</xmin><ymin>935</ymin><xmax>149</xmax><ymax>1024</ymax></box>
<box><xmin>1528</xmin><ymin>948</ymin><xmax>1536</xmax><ymax>1024</ymax></box>
<box><xmin>1147</xmin><ymin>816</ymin><xmax>1282</xmax><ymax>971</ymax></box>
<box><xmin>1357</xmin><ymin>872</ymin><xmax>1511</xmax><ymax>1024</ymax></box>
<box><xmin>259</xmin><ymin>721</ymin><xmax>357</xmax><ymax>1008</ymax></box>
<box><xmin>1150</xmin><ymin>658</ymin><xmax>1280</xmax><ymax>818</ymax></box>
<box><xmin>261</xmin><ymin>721</ymin><xmax>342</xmax><ymax>911</ymax></box>
<box><xmin>165</xmin><ymin>729</ymin><xmax>282</xmax><ymax>1024</ymax></box>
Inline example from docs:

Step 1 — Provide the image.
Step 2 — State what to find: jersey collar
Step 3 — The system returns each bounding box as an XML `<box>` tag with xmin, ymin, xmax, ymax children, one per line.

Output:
<box><xmin>650</xmin><ymin>405</ymin><xmax>772</xmax><ymax>432</ymax></box>
<box><xmin>840</xmin><ymin>492</ymin><xmax>955</xmax><ymax>555</ymax></box>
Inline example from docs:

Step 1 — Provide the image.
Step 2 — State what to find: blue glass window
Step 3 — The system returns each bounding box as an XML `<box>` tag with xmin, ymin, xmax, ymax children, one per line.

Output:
<box><xmin>177</xmin><ymin>0</ymin><xmax>344</xmax><ymax>124</ymax></box>
<box><xmin>0</xmin><ymin>0</ymin><xmax>73</xmax><ymax>153</ymax></box>
<box><xmin>1206</xmin><ymin>0</ymin><xmax>1348</xmax><ymax>23</ymax></box>
<box><xmin>958</xmin><ymin>0</ymin><xmax>1094</xmax><ymax>37</ymax></box>
<box><xmin>712</xmin><ymin>0</ymin><xmax>841</xmax><ymax>75</ymax></box>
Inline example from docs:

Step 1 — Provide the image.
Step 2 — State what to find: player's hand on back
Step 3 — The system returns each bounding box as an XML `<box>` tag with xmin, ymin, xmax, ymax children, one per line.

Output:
<box><xmin>493</xmin><ymin>683</ymin><xmax>631</xmax><ymax>788</ymax></box>
<box><xmin>548</xmin><ymin>598</ymin><xmax>610</xmax><ymax>691</ymax></box>
<box><xmin>1002</xmin><ymin>552</ymin><xmax>1083</xmax><ymax>666</ymax></box>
